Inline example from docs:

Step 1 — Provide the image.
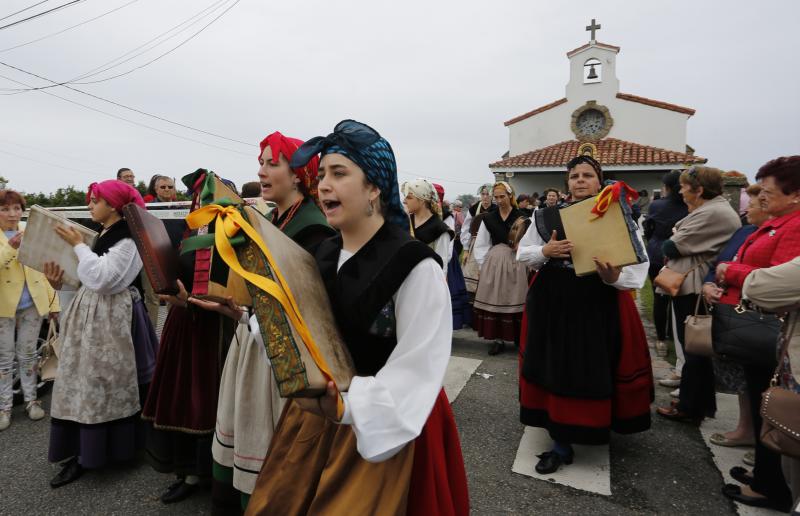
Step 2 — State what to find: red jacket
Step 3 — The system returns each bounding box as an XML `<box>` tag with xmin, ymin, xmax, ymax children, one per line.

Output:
<box><xmin>721</xmin><ymin>209</ymin><xmax>800</xmax><ymax>304</ymax></box>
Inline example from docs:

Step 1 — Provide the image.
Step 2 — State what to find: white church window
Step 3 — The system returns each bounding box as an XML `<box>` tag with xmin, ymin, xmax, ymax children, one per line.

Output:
<box><xmin>583</xmin><ymin>58</ymin><xmax>602</xmax><ymax>84</ymax></box>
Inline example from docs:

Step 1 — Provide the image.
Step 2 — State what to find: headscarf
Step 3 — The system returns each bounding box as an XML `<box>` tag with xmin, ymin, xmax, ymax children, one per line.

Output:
<box><xmin>477</xmin><ymin>183</ymin><xmax>493</xmax><ymax>196</ymax></box>
<box><xmin>290</xmin><ymin>120</ymin><xmax>405</xmax><ymax>229</ymax></box>
<box><xmin>492</xmin><ymin>181</ymin><xmax>519</xmax><ymax>208</ymax></box>
<box><xmin>432</xmin><ymin>183</ymin><xmax>445</xmax><ymax>204</ymax></box>
<box><xmin>401</xmin><ymin>178</ymin><xmax>441</xmax><ymax>217</ymax></box>
<box><xmin>259</xmin><ymin>131</ymin><xmax>320</xmax><ymax>200</ymax></box>
<box><xmin>566</xmin><ymin>155</ymin><xmax>604</xmax><ymax>183</ymax></box>
<box><xmin>87</xmin><ymin>180</ymin><xmax>145</xmax><ymax>213</ymax></box>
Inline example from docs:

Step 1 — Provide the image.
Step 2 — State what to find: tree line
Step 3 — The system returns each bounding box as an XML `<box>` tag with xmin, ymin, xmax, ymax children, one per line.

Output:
<box><xmin>0</xmin><ymin>176</ymin><xmax>188</xmax><ymax>207</ymax></box>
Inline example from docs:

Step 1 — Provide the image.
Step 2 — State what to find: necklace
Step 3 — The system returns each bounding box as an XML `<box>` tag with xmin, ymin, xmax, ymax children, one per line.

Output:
<box><xmin>274</xmin><ymin>198</ymin><xmax>303</xmax><ymax>231</ymax></box>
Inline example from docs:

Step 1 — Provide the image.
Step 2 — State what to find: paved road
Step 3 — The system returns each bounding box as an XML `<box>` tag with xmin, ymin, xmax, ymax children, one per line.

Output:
<box><xmin>1</xmin><ymin>311</ymin><xmax>742</xmax><ymax>515</ymax></box>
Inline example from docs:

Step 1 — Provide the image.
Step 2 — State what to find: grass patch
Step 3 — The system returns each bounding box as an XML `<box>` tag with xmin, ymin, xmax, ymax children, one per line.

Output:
<box><xmin>639</xmin><ymin>277</ymin><xmax>654</xmax><ymax>324</ymax></box>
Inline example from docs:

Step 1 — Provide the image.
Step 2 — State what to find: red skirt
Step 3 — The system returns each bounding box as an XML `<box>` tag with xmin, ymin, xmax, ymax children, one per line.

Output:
<box><xmin>519</xmin><ymin>279</ymin><xmax>653</xmax><ymax>444</ymax></box>
<box><xmin>473</xmin><ymin>308</ymin><xmax>523</xmax><ymax>342</ymax></box>
<box><xmin>142</xmin><ymin>305</ymin><xmax>233</xmax><ymax>433</ymax></box>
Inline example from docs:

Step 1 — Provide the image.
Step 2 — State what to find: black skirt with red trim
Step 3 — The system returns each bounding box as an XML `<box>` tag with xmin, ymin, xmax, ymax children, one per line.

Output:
<box><xmin>519</xmin><ymin>267</ymin><xmax>653</xmax><ymax>445</ymax></box>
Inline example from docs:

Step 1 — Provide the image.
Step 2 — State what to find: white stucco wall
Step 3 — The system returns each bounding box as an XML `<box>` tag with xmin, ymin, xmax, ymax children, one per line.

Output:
<box><xmin>507</xmin><ymin>43</ymin><xmax>691</xmax><ymax>156</ymax></box>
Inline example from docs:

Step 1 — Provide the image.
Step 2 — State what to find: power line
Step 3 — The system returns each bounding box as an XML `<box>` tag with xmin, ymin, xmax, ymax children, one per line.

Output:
<box><xmin>76</xmin><ymin>0</ymin><xmax>239</xmax><ymax>85</ymax></box>
<box><xmin>1</xmin><ymin>0</ymin><xmax>232</xmax><ymax>89</ymax></box>
<box><xmin>0</xmin><ymin>0</ymin><xmax>139</xmax><ymax>54</ymax></box>
<box><xmin>0</xmin><ymin>0</ymin><xmax>87</xmax><ymax>31</ymax></box>
<box><xmin>0</xmin><ymin>61</ymin><xmax>252</xmax><ymax>146</ymax></box>
<box><xmin>0</xmin><ymin>72</ymin><xmax>253</xmax><ymax>157</ymax></box>
<box><xmin>0</xmin><ymin>1</ymin><xmax>51</xmax><ymax>23</ymax></box>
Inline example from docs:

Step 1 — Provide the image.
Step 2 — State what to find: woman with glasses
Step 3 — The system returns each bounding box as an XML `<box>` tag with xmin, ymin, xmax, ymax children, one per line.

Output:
<box><xmin>143</xmin><ymin>175</ymin><xmax>178</xmax><ymax>203</ymax></box>
<box><xmin>245</xmin><ymin>120</ymin><xmax>468</xmax><ymax>516</ymax></box>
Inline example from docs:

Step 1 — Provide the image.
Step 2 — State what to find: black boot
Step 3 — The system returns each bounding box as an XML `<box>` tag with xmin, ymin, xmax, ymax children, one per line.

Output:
<box><xmin>161</xmin><ymin>478</ymin><xmax>199</xmax><ymax>504</ymax></box>
<box><xmin>535</xmin><ymin>450</ymin><xmax>574</xmax><ymax>474</ymax></box>
<box><xmin>50</xmin><ymin>457</ymin><xmax>83</xmax><ymax>488</ymax></box>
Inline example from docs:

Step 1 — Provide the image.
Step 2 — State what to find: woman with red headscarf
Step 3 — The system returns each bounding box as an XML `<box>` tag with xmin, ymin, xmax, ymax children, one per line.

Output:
<box><xmin>43</xmin><ymin>180</ymin><xmax>157</xmax><ymax>488</ymax></box>
<box><xmin>157</xmin><ymin>133</ymin><xmax>334</xmax><ymax>510</ymax></box>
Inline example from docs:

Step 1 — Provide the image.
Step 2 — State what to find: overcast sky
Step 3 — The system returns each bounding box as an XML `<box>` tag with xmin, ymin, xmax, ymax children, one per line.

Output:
<box><xmin>0</xmin><ymin>0</ymin><xmax>798</xmax><ymax>199</ymax></box>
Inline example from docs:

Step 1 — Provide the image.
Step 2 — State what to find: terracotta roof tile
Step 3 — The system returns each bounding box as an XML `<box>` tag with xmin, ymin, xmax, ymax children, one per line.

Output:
<box><xmin>489</xmin><ymin>138</ymin><xmax>706</xmax><ymax>168</ymax></box>
<box><xmin>616</xmin><ymin>92</ymin><xmax>695</xmax><ymax>115</ymax></box>
<box><xmin>504</xmin><ymin>98</ymin><xmax>567</xmax><ymax>126</ymax></box>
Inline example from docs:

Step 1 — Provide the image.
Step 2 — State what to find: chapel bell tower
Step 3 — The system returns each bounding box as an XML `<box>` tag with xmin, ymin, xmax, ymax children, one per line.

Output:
<box><xmin>565</xmin><ymin>19</ymin><xmax>620</xmax><ymax>104</ymax></box>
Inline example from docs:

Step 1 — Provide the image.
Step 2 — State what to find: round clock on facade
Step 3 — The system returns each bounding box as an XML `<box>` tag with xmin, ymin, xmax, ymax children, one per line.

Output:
<box><xmin>571</xmin><ymin>101</ymin><xmax>613</xmax><ymax>141</ymax></box>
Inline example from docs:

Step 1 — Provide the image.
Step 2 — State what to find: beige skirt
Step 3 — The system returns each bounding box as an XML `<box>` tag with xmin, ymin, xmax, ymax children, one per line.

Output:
<box><xmin>473</xmin><ymin>244</ymin><xmax>528</xmax><ymax>314</ymax></box>
<box><xmin>213</xmin><ymin>322</ymin><xmax>285</xmax><ymax>494</ymax></box>
<box><xmin>462</xmin><ymin>238</ymin><xmax>481</xmax><ymax>294</ymax></box>
<box><xmin>51</xmin><ymin>286</ymin><xmax>139</xmax><ymax>424</ymax></box>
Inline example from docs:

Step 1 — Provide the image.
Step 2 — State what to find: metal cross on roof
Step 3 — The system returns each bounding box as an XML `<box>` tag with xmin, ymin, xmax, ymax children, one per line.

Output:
<box><xmin>586</xmin><ymin>18</ymin><xmax>601</xmax><ymax>41</ymax></box>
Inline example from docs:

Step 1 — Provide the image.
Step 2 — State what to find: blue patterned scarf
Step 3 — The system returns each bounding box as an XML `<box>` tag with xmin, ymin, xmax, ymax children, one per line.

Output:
<box><xmin>290</xmin><ymin>120</ymin><xmax>406</xmax><ymax>229</ymax></box>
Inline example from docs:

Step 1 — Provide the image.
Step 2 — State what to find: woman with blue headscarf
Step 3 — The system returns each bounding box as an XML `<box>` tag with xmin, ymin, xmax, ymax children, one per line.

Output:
<box><xmin>245</xmin><ymin>120</ymin><xmax>469</xmax><ymax>516</ymax></box>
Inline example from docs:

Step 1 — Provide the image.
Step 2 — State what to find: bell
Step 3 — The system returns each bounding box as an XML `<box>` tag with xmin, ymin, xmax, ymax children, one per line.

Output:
<box><xmin>587</xmin><ymin>64</ymin><xmax>598</xmax><ymax>80</ymax></box>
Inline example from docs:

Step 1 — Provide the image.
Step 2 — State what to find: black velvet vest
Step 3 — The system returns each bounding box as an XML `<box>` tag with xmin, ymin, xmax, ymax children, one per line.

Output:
<box><xmin>93</xmin><ymin>219</ymin><xmax>143</xmax><ymax>295</ymax></box>
<box><xmin>482</xmin><ymin>208</ymin><xmax>524</xmax><ymax>246</ymax></box>
<box><xmin>315</xmin><ymin>223</ymin><xmax>442</xmax><ymax>376</ymax></box>
<box><xmin>411</xmin><ymin>214</ymin><xmax>453</xmax><ymax>245</ymax></box>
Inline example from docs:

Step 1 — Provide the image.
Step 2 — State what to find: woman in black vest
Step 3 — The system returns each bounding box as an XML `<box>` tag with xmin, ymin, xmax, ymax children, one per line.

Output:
<box><xmin>246</xmin><ymin>119</ymin><xmax>469</xmax><ymax>515</ymax></box>
<box><xmin>402</xmin><ymin>178</ymin><xmax>453</xmax><ymax>269</ymax></box>
<box><xmin>472</xmin><ymin>181</ymin><xmax>529</xmax><ymax>355</ymax></box>
<box><xmin>45</xmin><ymin>180</ymin><xmax>157</xmax><ymax>488</ymax></box>
<box><xmin>516</xmin><ymin>156</ymin><xmax>653</xmax><ymax>474</ymax></box>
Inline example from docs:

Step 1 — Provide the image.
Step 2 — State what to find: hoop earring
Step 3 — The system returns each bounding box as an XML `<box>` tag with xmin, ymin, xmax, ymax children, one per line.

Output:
<box><xmin>366</xmin><ymin>199</ymin><xmax>375</xmax><ymax>216</ymax></box>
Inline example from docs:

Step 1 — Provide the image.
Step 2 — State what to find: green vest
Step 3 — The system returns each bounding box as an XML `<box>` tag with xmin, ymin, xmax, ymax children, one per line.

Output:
<box><xmin>280</xmin><ymin>199</ymin><xmax>331</xmax><ymax>240</ymax></box>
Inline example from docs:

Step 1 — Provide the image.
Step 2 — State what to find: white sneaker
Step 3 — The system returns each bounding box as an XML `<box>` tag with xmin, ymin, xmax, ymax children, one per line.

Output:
<box><xmin>0</xmin><ymin>410</ymin><xmax>10</xmax><ymax>431</ymax></box>
<box><xmin>670</xmin><ymin>388</ymin><xmax>680</xmax><ymax>398</ymax></box>
<box><xmin>26</xmin><ymin>400</ymin><xmax>45</xmax><ymax>421</ymax></box>
<box><xmin>655</xmin><ymin>341</ymin><xmax>668</xmax><ymax>357</ymax></box>
<box><xmin>658</xmin><ymin>376</ymin><xmax>681</xmax><ymax>388</ymax></box>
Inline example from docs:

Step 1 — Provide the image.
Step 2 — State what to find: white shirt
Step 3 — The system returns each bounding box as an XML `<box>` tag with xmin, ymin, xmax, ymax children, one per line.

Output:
<box><xmin>430</xmin><ymin>233</ymin><xmax>452</xmax><ymax>271</ymax></box>
<box><xmin>473</xmin><ymin>223</ymin><xmax>493</xmax><ymax>267</ymax></box>
<box><xmin>74</xmin><ymin>239</ymin><xmax>143</xmax><ymax>294</ymax></box>
<box><xmin>515</xmin><ymin>219</ymin><xmax>649</xmax><ymax>290</ymax></box>
<box><xmin>338</xmin><ymin>251</ymin><xmax>452</xmax><ymax>463</ymax></box>
<box><xmin>443</xmin><ymin>214</ymin><xmax>456</xmax><ymax>262</ymax></box>
<box><xmin>460</xmin><ymin>211</ymin><xmax>472</xmax><ymax>248</ymax></box>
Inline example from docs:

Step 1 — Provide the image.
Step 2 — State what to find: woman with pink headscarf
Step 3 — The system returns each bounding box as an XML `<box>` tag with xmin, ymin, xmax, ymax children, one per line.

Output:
<box><xmin>43</xmin><ymin>180</ymin><xmax>157</xmax><ymax>488</ymax></box>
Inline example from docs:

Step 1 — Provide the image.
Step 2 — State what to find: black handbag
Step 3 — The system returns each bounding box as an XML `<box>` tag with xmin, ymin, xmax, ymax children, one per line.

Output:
<box><xmin>712</xmin><ymin>303</ymin><xmax>782</xmax><ymax>368</ymax></box>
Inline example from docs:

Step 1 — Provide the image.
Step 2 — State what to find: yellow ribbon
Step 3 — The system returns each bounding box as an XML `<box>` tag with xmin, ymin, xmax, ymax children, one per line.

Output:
<box><xmin>186</xmin><ymin>204</ymin><xmax>343</xmax><ymax>419</ymax></box>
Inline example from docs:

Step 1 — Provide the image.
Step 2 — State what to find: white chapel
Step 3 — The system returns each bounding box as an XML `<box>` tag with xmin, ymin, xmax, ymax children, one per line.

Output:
<box><xmin>490</xmin><ymin>20</ymin><xmax>706</xmax><ymax>196</ymax></box>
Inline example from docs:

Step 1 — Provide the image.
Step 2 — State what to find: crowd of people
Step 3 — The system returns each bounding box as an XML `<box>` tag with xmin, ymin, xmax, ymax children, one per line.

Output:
<box><xmin>0</xmin><ymin>122</ymin><xmax>798</xmax><ymax>514</ymax></box>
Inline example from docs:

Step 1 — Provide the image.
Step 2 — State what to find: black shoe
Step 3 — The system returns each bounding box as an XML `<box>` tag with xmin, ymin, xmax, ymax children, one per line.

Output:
<box><xmin>50</xmin><ymin>457</ymin><xmax>83</xmax><ymax>488</ymax></box>
<box><xmin>729</xmin><ymin>466</ymin><xmax>752</xmax><ymax>486</ymax></box>
<box><xmin>535</xmin><ymin>450</ymin><xmax>573</xmax><ymax>475</ymax></box>
<box><xmin>161</xmin><ymin>480</ymin><xmax>198</xmax><ymax>504</ymax></box>
<box><xmin>722</xmin><ymin>484</ymin><xmax>791</xmax><ymax>512</ymax></box>
<box><xmin>488</xmin><ymin>341</ymin><xmax>505</xmax><ymax>356</ymax></box>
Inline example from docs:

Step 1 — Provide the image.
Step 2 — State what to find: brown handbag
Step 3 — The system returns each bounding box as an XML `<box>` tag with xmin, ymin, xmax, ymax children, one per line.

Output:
<box><xmin>760</xmin><ymin>316</ymin><xmax>800</xmax><ymax>459</ymax></box>
<box><xmin>653</xmin><ymin>267</ymin><xmax>686</xmax><ymax>297</ymax></box>
<box><xmin>684</xmin><ymin>296</ymin><xmax>713</xmax><ymax>356</ymax></box>
<box><xmin>654</xmin><ymin>260</ymin><xmax>704</xmax><ymax>297</ymax></box>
